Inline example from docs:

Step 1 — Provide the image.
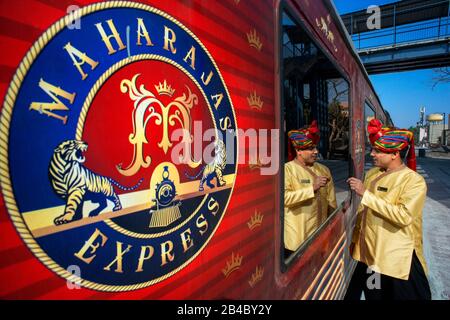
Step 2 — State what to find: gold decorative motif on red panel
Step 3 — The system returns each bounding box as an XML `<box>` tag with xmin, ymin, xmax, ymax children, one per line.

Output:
<box><xmin>247</xmin><ymin>29</ymin><xmax>262</xmax><ymax>51</ymax></box>
<box><xmin>247</xmin><ymin>209</ymin><xmax>264</xmax><ymax>230</ymax></box>
<box><xmin>315</xmin><ymin>15</ymin><xmax>338</xmax><ymax>52</ymax></box>
<box><xmin>248</xmin><ymin>266</ymin><xmax>264</xmax><ymax>287</ymax></box>
<box><xmin>247</xmin><ymin>90</ymin><xmax>263</xmax><ymax>111</ymax></box>
<box><xmin>248</xmin><ymin>157</ymin><xmax>263</xmax><ymax>170</ymax></box>
<box><xmin>222</xmin><ymin>252</ymin><xmax>243</xmax><ymax>277</ymax></box>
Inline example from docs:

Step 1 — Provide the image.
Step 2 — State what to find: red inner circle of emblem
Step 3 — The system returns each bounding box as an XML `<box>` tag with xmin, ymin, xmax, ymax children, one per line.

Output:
<box><xmin>82</xmin><ymin>60</ymin><xmax>214</xmax><ymax>195</ymax></box>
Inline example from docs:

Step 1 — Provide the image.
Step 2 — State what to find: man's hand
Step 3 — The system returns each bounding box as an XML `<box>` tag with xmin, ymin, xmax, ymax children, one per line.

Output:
<box><xmin>347</xmin><ymin>177</ymin><xmax>366</xmax><ymax>197</ymax></box>
<box><xmin>313</xmin><ymin>176</ymin><xmax>329</xmax><ymax>192</ymax></box>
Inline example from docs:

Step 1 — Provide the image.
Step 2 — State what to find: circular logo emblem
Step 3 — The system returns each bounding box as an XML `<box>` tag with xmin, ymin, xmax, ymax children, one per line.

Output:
<box><xmin>0</xmin><ymin>3</ymin><xmax>237</xmax><ymax>291</ymax></box>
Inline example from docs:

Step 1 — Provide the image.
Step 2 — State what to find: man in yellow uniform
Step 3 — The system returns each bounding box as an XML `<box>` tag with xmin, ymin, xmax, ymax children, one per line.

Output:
<box><xmin>284</xmin><ymin>121</ymin><xmax>337</xmax><ymax>256</ymax></box>
<box><xmin>345</xmin><ymin>118</ymin><xmax>431</xmax><ymax>300</ymax></box>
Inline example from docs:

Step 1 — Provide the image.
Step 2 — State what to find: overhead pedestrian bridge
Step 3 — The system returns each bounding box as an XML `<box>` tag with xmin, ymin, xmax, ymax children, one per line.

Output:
<box><xmin>340</xmin><ymin>0</ymin><xmax>450</xmax><ymax>74</ymax></box>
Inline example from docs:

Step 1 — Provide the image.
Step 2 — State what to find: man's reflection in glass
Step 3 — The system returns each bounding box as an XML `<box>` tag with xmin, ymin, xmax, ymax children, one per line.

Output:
<box><xmin>284</xmin><ymin>121</ymin><xmax>337</xmax><ymax>257</ymax></box>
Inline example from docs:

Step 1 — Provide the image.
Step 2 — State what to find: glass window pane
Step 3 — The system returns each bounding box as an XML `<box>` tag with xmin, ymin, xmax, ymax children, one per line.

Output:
<box><xmin>281</xmin><ymin>11</ymin><xmax>350</xmax><ymax>263</ymax></box>
<box><xmin>364</xmin><ymin>102</ymin><xmax>375</xmax><ymax>173</ymax></box>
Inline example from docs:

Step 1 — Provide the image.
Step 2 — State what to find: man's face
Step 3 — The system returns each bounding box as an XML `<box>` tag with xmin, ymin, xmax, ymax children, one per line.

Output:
<box><xmin>370</xmin><ymin>147</ymin><xmax>397</xmax><ymax>168</ymax></box>
<box><xmin>297</xmin><ymin>146</ymin><xmax>318</xmax><ymax>165</ymax></box>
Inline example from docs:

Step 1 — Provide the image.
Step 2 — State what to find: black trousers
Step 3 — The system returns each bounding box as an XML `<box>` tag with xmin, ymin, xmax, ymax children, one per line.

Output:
<box><xmin>344</xmin><ymin>251</ymin><xmax>431</xmax><ymax>300</ymax></box>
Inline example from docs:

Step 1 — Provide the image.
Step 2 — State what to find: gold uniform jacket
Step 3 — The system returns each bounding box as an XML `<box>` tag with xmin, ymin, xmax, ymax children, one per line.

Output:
<box><xmin>284</xmin><ymin>160</ymin><xmax>337</xmax><ymax>251</ymax></box>
<box><xmin>351</xmin><ymin>165</ymin><xmax>428</xmax><ymax>280</ymax></box>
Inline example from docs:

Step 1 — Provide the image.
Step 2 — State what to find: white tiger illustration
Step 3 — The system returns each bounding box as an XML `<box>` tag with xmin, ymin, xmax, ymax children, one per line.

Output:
<box><xmin>49</xmin><ymin>140</ymin><xmax>143</xmax><ymax>225</ymax></box>
<box><xmin>185</xmin><ymin>140</ymin><xmax>227</xmax><ymax>191</ymax></box>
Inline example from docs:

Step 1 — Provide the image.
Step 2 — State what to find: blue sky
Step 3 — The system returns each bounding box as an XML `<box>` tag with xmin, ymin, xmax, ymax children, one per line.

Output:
<box><xmin>333</xmin><ymin>0</ymin><xmax>450</xmax><ymax>128</ymax></box>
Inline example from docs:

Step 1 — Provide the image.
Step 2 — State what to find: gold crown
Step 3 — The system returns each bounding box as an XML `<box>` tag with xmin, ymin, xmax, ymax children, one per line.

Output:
<box><xmin>155</xmin><ymin>80</ymin><xmax>175</xmax><ymax>97</ymax></box>
<box><xmin>249</xmin><ymin>157</ymin><xmax>262</xmax><ymax>170</ymax></box>
<box><xmin>248</xmin><ymin>266</ymin><xmax>264</xmax><ymax>287</ymax></box>
<box><xmin>247</xmin><ymin>210</ymin><xmax>264</xmax><ymax>230</ymax></box>
<box><xmin>246</xmin><ymin>29</ymin><xmax>262</xmax><ymax>51</ymax></box>
<box><xmin>247</xmin><ymin>91</ymin><xmax>263</xmax><ymax>110</ymax></box>
<box><xmin>222</xmin><ymin>252</ymin><xmax>243</xmax><ymax>278</ymax></box>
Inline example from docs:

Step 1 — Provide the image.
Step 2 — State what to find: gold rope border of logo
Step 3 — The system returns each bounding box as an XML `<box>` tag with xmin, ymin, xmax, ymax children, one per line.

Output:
<box><xmin>0</xmin><ymin>1</ymin><xmax>239</xmax><ymax>292</ymax></box>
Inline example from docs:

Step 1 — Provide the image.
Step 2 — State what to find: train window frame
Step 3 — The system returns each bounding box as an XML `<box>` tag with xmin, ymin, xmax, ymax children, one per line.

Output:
<box><xmin>278</xmin><ymin>2</ymin><xmax>354</xmax><ymax>273</ymax></box>
<box><xmin>364</xmin><ymin>101</ymin><xmax>376</xmax><ymax>146</ymax></box>
<box><xmin>364</xmin><ymin>101</ymin><xmax>376</xmax><ymax>173</ymax></box>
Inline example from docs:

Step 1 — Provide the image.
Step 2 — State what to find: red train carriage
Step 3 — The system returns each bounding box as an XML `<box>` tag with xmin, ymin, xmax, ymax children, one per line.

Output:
<box><xmin>0</xmin><ymin>0</ymin><xmax>390</xmax><ymax>299</ymax></box>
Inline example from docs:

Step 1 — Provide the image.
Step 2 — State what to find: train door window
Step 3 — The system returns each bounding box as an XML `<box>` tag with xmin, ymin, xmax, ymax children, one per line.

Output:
<box><xmin>364</xmin><ymin>102</ymin><xmax>375</xmax><ymax>173</ymax></box>
<box><xmin>281</xmin><ymin>10</ymin><xmax>350</xmax><ymax>264</ymax></box>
